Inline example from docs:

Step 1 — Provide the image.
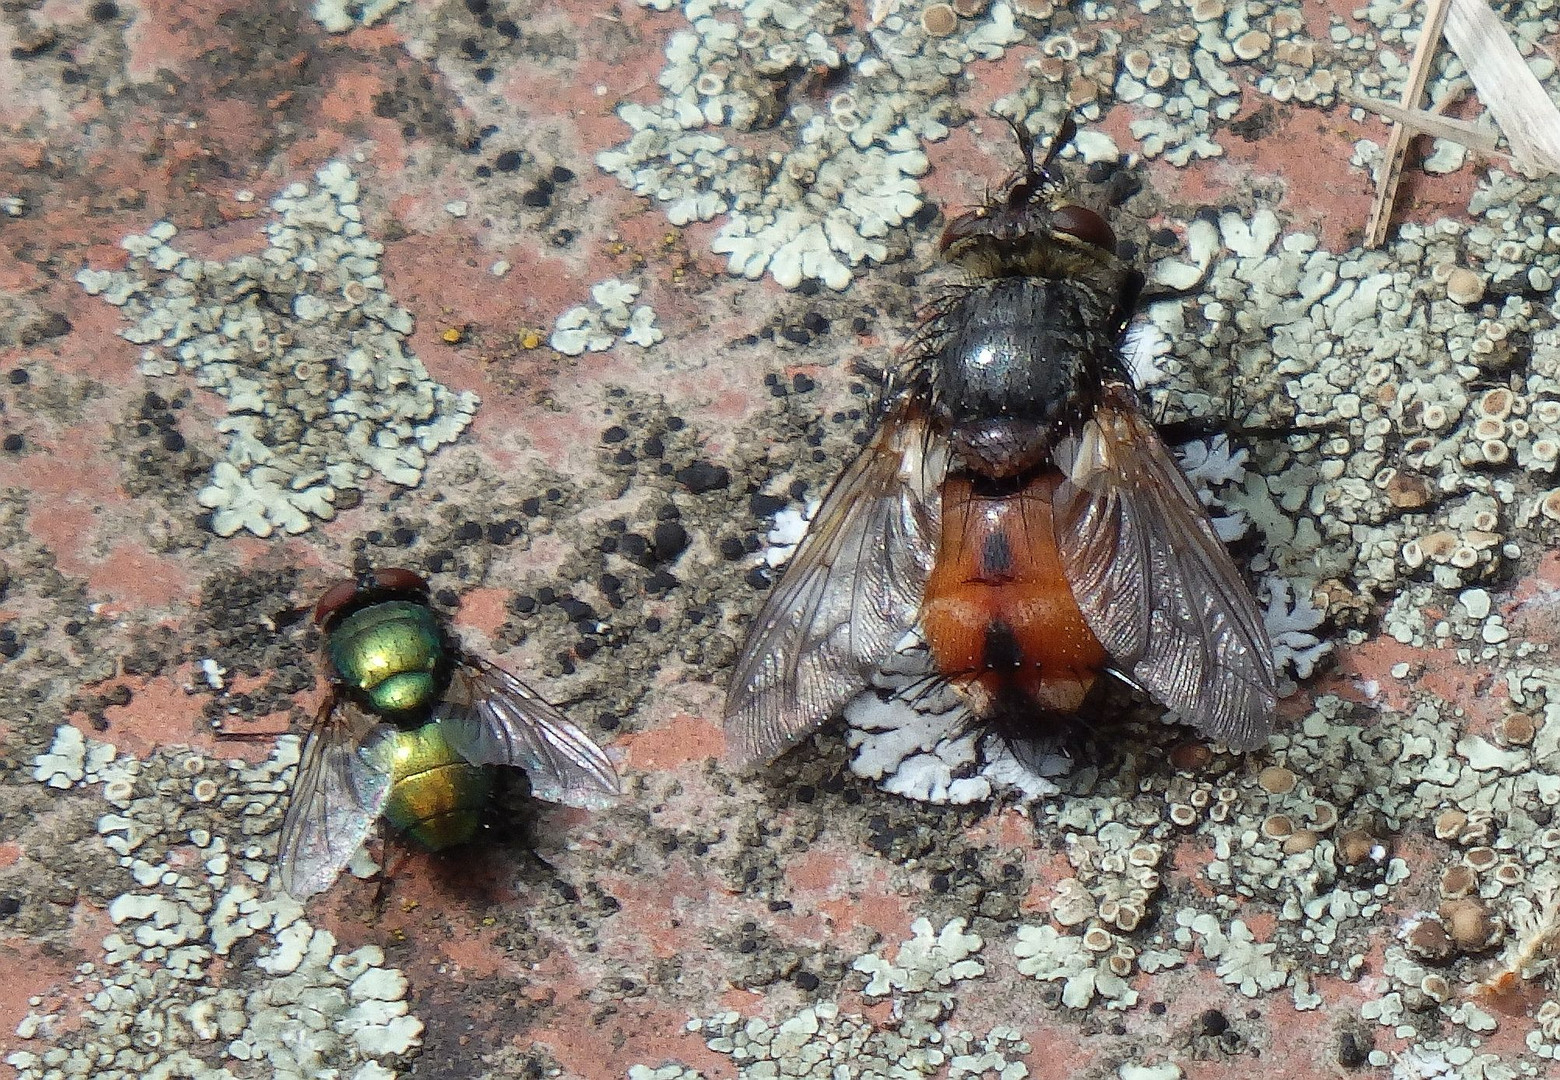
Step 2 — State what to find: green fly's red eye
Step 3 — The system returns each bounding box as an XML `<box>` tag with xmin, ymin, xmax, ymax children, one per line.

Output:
<box><xmin>372</xmin><ymin>567</ymin><xmax>430</xmax><ymax>594</ymax></box>
<box><xmin>1052</xmin><ymin>205</ymin><xmax>1116</xmax><ymax>253</ymax></box>
<box><xmin>314</xmin><ymin>579</ymin><xmax>360</xmax><ymax>625</ymax></box>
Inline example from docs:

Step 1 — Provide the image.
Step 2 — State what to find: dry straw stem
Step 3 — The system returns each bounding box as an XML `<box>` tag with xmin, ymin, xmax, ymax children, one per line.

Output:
<box><xmin>1355</xmin><ymin>0</ymin><xmax>1560</xmax><ymax>247</ymax></box>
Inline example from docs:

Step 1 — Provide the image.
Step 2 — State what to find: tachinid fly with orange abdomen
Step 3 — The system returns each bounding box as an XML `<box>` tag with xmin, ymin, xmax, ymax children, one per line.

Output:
<box><xmin>278</xmin><ymin>567</ymin><xmax>620</xmax><ymax>899</ymax></box>
<box><xmin>724</xmin><ymin>118</ymin><xmax>1278</xmax><ymax>767</ymax></box>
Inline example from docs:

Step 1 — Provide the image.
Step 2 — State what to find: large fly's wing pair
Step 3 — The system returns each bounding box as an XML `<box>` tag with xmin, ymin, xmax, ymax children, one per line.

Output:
<box><xmin>723</xmin><ymin>381</ymin><xmax>1278</xmax><ymax>764</ymax></box>
<box><xmin>278</xmin><ymin>659</ymin><xmax>620</xmax><ymax>899</ymax></box>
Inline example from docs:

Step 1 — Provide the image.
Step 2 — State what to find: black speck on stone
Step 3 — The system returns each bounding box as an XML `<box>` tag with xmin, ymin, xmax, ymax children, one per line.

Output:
<box><xmin>675</xmin><ymin>462</ymin><xmax>729</xmax><ymax>494</ymax></box>
<box><xmin>794</xmin><ymin>971</ymin><xmax>820</xmax><ymax>991</ymax></box>
<box><xmin>1149</xmin><ymin>1002</ymin><xmax>1167</xmax><ymax>1016</ymax></box>
<box><xmin>787</xmin><ymin>478</ymin><xmax>809</xmax><ymax>501</ymax></box>
<box><xmin>575</xmin><ymin>638</ymin><xmax>599</xmax><ymax>659</ymax></box>
<box><xmin>792</xmin><ymin>372</ymin><xmax>815</xmax><ymax>393</ymax></box>
<box><xmin>642</xmin><ymin>434</ymin><xmax>664</xmax><ymax>458</ymax></box>
<box><xmin>930</xmin><ymin>873</ymin><xmax>950</xmax><ymax>893</ymax></box>
<box><xmin>781</xmin><ymin>326</ymin><xmax>811</xmax><ymax>346</ymax></box>
<box><xmin>520</xmin><ymin>496</ymin><xmax>541</xmax><ymax>515</ymax></box>
<box><xmin>546</xmin><ymin>487</ymin><xmax>563</xmax><ymax>501</ymax></box>
<box><xmin>666</xmin><ymin>417</ymin><xmax>685</xmax><ymax>431</ymax></box>
<box><xmin>1151</xmin><ymin>227</ymin><xmax>1179</xmax><ymax>247</ymax></box>
<box><xmin>795</xmin><ymin>784</ymin><xmax>815</xmax><ymax>803</ymax></box>
<box><xmin>738</xmin><ymin>938</ymin><xmax>758</xmax><ymax>954</ymax></box>
<box><xmin>0</xmin><ymin>896</ymin><xmax>19</xmax><ymax>916</ymax></box>
<box><xmin>749</xmin><ymin>493</ymin><xmax>786</xmax><ymax>517</ymax></box>
<box><xmin>62</xmin><ymin>68</ymin><xmax>90</xmax><ymax>85</ymax></box>
<box><xmin>135</xmin><ymin>421</ymin><xmax>151</xmax><ymax>436</ymax></box>
<box><xmin>718</xmin><ymin>536</ymin><xmax>744</xmax><ymax>560</ymax></box>
<box><xmin>598</xmin><ymin>535</ymin><xmax>618</xmax><ymax>554</ymax></box>
<box><xmin>801</xmin><ymin>312</ymin><xmax>829</xmax><ymax>336</ymax></box>
<box><xmin>612</xmin><ymin>449</ymin><xmax>636</xmax><ymax>466</ymax></box>
<box><xmin>495</xmin><ymin>149</ymin><xmax>522</xmax><ymax>172</ymax></box>
<box><xmin>597</xmin><ymin>711</ymin><xmax>621</xmax><ymax>731</ymax></box>
<box><xmin>522</xmin><ymin>186</ymin><xmax>551</xmax><ymax>208</ymax></box>
<box><xmin>560</xmin><ymin>597</ymin><xmax>595</xmax><ymax>622</ymax></box>
<box><xmin>910</xmin><ymin>200</ymin><xmax>939</xmax><ymax>229</ymax></box>
<box><xmin>551</xmin><ymin>228</ymin><xmax>574</xmax><ymax>247</ymax></box>
<box><xmin>459</xmin><ymin>37</ymin><xmax>485</xmax><ymax>60</ymax></box>
<box><xmin>7</xmin><ymin>368</ymin><xmax>27</xmax><ymax>385</ymax></box>
<box><xmin>652</xmin><ymin>521</ymin><xmax>688</xmax><ymax>561</ymax></box>
<box><xmin>536</xmin><ymin>586</ymin><xmax>557</xmax><ymax>605</ymax></box>
<box><xmin>655</xmin><ymin>503</ymin><xmax>680</xmax><ymax>520</ymax></box>
<box><xmin>391</xmin><ymin>526</ymin><xmax>416</xmax><ymax>546</ymax></box>
<box><xmin>475</xmin><ymin>165</ymin><xmax>493</xmax><ymax>178</ymax></box>
<box><xmin>1337</xmin><ymin>1032</ymin><xmax>1367</xmax><ymax>1069</ymax></box>
<box><xmin>796</xmin><ymin>278</ymin><xmax>820</xmax><ymax>296</ymax></box>
<box><xmin>645</xmin><ymin>570</ymin><xmax>678</xmax><ymax>594</ymax></box>
<box><xmin>618</xmin><ymin>533</ymin><xmax>648</xmax><ymax>560</ymax></box>
<box><xmin>464</xmin><ymin>0</ymin><xmax>488</xmax><ymax>12</ymax></box>
<box><xmin>496</xmin><ymin>18</ymin><xmax>520</xmax><ymax>37</ymax></box>
<box><xmin>551</xmin><ymin>165</ymin><xmax>576</xmax><ymax>184</ymax></box>
<box><xmin>477</xmin><ymin>12</ymin><xmax>494</xmax><ymax>27</ymax></box>
<box><xmin>744</xmin><ymin>567</ymin><xmax>770</xmax><ymax>590</ymax></box>
<box><xmin>426</xmin><ymin>551</ymin><xmax>451</xmax><ymax>573</ymax></box>
<box><xmin>644</xmin><ymin>616</ymin><xmax>662</xmax><ymax>633</ymax></box>
<box><xmin>90</xmin><ymin>0</ymin><xmax>120</xmax><ymax>20</ymax></box>
<box><xmin>599</xmin><ymin>573</ymin><xmax>621</xmax><ymax>593</ymax></box>
<box><xmin>513</xmin><ymin>594</ymin><xmax>537</xmax><ymax>614</ymax></box>
<box><xmin>1199</xmin><ymin>1009</ymin><xmax>1229</xmax><ymax>1036</ymax></box>
<box><xmin>435</xmin><ymin>588</ymin><xmax>459</xmax><ymax>608</ymax></box>
<box><xmin>453</xmin><ymin>521</ymin><xmax>483</xmax><ymax>542</ymax></box>
<box><xmin>64</xmin><ymin>620</ymin><xmax>82</xmax><ymax>635</ymax></box>
<box><xmin>2</xmin><ymin>434</ymin><xmax>22</xmax><ymax>453</ymax></box>
<box><xmin>763</xmin><ymin>372</ymin><xmax>779</xmax><ymax>387</ymax></box>
<box><xmin>850</xmin><ymin>315</ymin><xmax>868</xmax><ymax>334</ymax></box>
<box><xmin>556</xmin><ymin>654</ymin><xmax>575</xmax><ymax>675</ymax></box>
<box><xmin>161</xmin><ymin>430</ymin><xmax>185</xmax><ymax>452</ymax></box>
<box><xmin>474</xmin><ymin>66</ymin><xmax>495</xmax><ymax>83</ymax></box>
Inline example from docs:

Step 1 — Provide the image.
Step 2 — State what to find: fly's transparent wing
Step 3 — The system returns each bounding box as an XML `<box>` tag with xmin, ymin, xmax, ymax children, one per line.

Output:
<box><xmin>1052</xmin><ymin>383</ymin><xmax>1278</xmax><ymax>748</ymax></box>
<box><xmin>724</xmin><ymin>401</ymin><xmax>945</xmax><ymax>767</ymax></box>
<box><xmin>277</xmin><ymin>698</ymin><xmax>395</xmax><ymax>900</ymax></box>
<box><xmin>435</xmin><ymin>656</ymin><xmax>620</xmax><ymax>808</ymax></box>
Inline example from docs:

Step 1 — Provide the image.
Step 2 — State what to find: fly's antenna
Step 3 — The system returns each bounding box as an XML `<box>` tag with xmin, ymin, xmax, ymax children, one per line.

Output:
<box><xmin>1001</xmin><ymin>113</ymin><xmax>1077</xmax><ymax>210</ymax></box>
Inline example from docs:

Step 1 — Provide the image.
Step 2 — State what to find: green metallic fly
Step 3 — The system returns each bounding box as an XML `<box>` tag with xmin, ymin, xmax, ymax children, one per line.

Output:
<box><xmin>278</xmin><ymin>567</ymin><xmax>620</xmax><ymax>899</ymax></box>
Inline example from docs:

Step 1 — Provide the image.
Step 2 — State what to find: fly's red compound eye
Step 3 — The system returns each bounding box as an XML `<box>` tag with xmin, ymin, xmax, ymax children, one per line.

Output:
<box><xmin>1052</xmin><ymin>205</ymin><xmax>1116</xmax><ymax>253</ymax></box>
<box><xmin>314</xmin><ymin>579</ymin><xmax>360</xmax><ymax>626</ymax></box>
<box><xmin>372</xmin><ymin>567</ymin><xmax>430</xmax><ymax>594</ymax></box>
<box><xmin>939</xmin><ymin>209</ymin><xmax>987</xmax><ymax>251</ymax></box>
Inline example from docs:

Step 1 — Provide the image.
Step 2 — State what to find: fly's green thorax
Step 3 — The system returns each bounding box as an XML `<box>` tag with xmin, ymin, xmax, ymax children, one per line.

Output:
<box><xmin>327</xmin><ymin>600</ymin><xmax>447</xmax><ymax>715</ymax></box>
<box><xmin>380</xmin><ymin>722</ymin><xmax>494</xmax><ymax>850</ymax></box>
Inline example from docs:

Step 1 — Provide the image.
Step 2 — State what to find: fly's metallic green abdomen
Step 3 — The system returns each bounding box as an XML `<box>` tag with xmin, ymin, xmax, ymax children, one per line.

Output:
<box><xmin>383</xmin><ymin>722</ymin><xmax>495</xmax><ymax>850</ymax></box>
<box><xmin>327</xmin><ymin>600</ymin><xmax>446</xmax><ymax>715</ymax></box>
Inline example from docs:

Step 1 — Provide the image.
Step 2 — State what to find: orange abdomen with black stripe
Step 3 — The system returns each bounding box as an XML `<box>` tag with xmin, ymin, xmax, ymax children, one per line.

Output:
<box><xmin>922</xmin><ymin>471</ymin><xmax>1108</xmax><ymax>720</ymax></box>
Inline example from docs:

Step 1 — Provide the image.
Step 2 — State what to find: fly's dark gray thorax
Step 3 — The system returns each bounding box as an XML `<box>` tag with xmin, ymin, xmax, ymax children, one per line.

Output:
<box><xmin>927</xmin><ymin>277</ymin><xmax>1120</xmax><ymax>479</ymax></box>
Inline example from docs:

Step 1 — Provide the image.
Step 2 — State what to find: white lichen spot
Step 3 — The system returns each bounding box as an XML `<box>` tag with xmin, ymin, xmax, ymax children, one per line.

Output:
<box><xmin>80</xmin><ymin>161</ymin><xmax>478</xmax><ymax>537</ymax></box>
